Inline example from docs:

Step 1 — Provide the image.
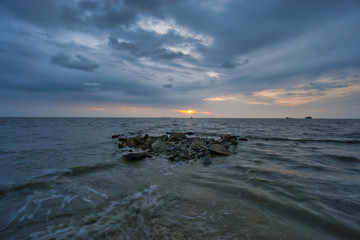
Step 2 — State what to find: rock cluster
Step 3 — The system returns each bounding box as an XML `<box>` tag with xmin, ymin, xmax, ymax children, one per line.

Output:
<box><xmin>112</xmin><ymin>132</ymin><xmax>247</xmax><ymax>165</ymax></box>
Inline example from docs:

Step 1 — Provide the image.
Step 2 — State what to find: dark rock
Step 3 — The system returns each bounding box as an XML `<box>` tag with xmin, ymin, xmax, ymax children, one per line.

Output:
<box><xmin>112</xmin><ymin>134</ymin><xmax>120</xmax><ymax>139</ymax></box>
<box><xmin>196</xmin><ymin>151</ymin><xmax>206</xmax><ymax>158</ymax></box>
<box><xmin>221</xmin><ymin>134</ymin><xmax>235</xmax><ymax>141</ymax></box>
<box><xmin>190</xmin><ymin>138</ymin><xmax>204</xmax><ymax>150</ymax></box>
<box><xmin>143</xmin><ymin>134</ymin><xmax>149</xmax><ymax>140</ymax></box>
<box><xmin>202</xmin><ymin>156</ymin><xmax>212</xmax><ymax>166</ymax></box>
<box><xmin>168</xmin><ymin>133</ymin><xmax>187</xmax><ymax>142</ymax></box>
<box><xmin>209</xmin><ymin>144</ymin><xmax>231</xmax><ymax>155</ymax></box>
<box><xmin>167</xmin><ymin>131</ymin><xmax>195</xmax><ymax>135</ymax></box>
<box><xmin>238</xmin><ymin>138</ymin><xmax>248</xmax><ymax>141</ymax></box>
<box><xmin>123</xmin><ymin>151</ymin><xmax>148</xmax><ymax>161</ymax></box>
<box><xmin>160</xmin><ymin>134</ymin><xmax>169</xmax><ymax>141</ymax></box>
<box><xmin>221</xmin><ymin>134</ymin><xmax>238</xmax><ymax>145</ymax></box>
<box><xmin>205</xmin><ymin>139</ymin><xmax>218</xmax><ymax>145</ymax></box>
<box><xmin>127</xmin><ymin>136</ymin><xmax>143</xmax><ymax>148</ymax></box>
<box><xmin>142</xmin><ymin>137</ymin><xmax>156</xmax><ymax>150</ymax></box>
<box><xmin>151</xmin><ymin>139</ymin><xmax>168</xmax><ymax>153</ymax></box>
<box><xmin>112</xmin><ymin>132</ymin><xmax>235</xmax><ymax>164</ymax></box>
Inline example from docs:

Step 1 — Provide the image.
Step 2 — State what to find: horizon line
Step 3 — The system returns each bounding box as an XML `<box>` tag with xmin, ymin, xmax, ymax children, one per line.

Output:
<box><xmin>0</xmin><ymin>116</ymin><xmax>359</xmax><ymax>120</ymax></box>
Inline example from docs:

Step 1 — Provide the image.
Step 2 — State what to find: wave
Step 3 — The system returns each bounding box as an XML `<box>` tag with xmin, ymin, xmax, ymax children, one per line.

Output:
<box><xmin>342</xmin><ymin>132</ymin><xmax>360</xmax><ymax>138</ymax></box>
<box><xmin>187</xmin><ymin>175</ymin><xmax>360</xmax><ymax>239</ymax></box>
<box><xmin>173</xmin><ymin>132</ymin><xmax>360</xmax><ymax>144</ymax></box>
<box><xmin>244</xmin><ymin>135</ymin><xmax>360</xmax><ymax>144</ymax></box>
<box><xmin>0</xmin><ymin>181</ymin><xmax>51</xmax><ymax>196</ymax></box>
<box><xmin>26</xmin><ymin>184</ymin><xmax>164</xmax><ymax>240</ymax></box>
<box><xmin>0</xmin><ymin>162</ymin><xmax>116</xmax><ymax>196</ymax></box>
<box><xmin>326</xmin><ymin>154</ymin><xmax>360</xmax><ymax>162</ymax></box>
<box><xmin>64</xmin><ymin>161</ymin><xmax>116</xmax><ymax>177</ymax></box>
<box><xmin>193</xmin><ymin>132</ymin><xmax>222</xmax><ymax>137</ymax></box>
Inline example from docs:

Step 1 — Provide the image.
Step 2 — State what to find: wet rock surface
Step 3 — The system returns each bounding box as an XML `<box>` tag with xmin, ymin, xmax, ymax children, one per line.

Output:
<box><xmin>112</xmin><ymin>132</ymin><xmax>247</xmax><ymax>164</ymax></box>
<box><xmin>202</xmin><ymin>156</ymin><xmax>212</xmax><ymax>166</ymax></box>
<box><xmin>209</xmin><ymin>144</ymin><xmax>231</xmax><ymax>155</ymax></box>
<box><xmin>123</xmin><ymin>151</ymin><xmax>148</xmax><ymax>161</ymax></box>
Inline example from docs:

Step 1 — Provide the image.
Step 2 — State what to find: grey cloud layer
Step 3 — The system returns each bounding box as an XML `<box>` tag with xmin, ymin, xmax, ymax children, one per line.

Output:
<box><xmin>61</xmin><ymin>0</ymin><xmax>179</xmax><ymax>30</ymax></box>
<box><xmin>0</xmin><ymin>0</ymin><xmax>359</xmax><ymax>112</ymax></box>
<box><xmin>108</xmin><ymin>37</ymin><xmax>191</xmax><ymax>61</ymax></box>
<box><xmin>51</xmin><ymin>53</ymin><xmax>99</xmax><ymax>71</ymax></box>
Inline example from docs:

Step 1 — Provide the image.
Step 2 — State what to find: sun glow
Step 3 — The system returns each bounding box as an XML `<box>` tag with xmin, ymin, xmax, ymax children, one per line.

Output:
<box><xmin>176</xmin><ymin>109</ymin><xmax>194</xmax><ymax>115</ymax></box>
<box><xmin>175</xmin><ymin>109</ymin><xmax>212</xmax><ymax>116</ymax></box>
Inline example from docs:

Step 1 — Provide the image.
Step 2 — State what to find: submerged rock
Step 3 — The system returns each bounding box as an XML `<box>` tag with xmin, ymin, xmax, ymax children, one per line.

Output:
<box><xmin>112</xmin><ymin>134</ymin><xmax>121</xmax><ymax>139</ymax></box>
<box><xmin>202</xmin><ymin>156</ymin><xmax>212</xmax><ymax>166</ymax></box>
<box><xmin>118</xmin><ymin>143</ymin><xmax>126</xmax><ymax>148</ymax></box>
<box><xmin>167</xmin><ymin>131</ymin><xmax>194</xmax><ymax>135</ymax></box>
<box><xmin>123</xmin><ymin>151</ymin><xmax>148</xmax><ymax>161</ymax></box>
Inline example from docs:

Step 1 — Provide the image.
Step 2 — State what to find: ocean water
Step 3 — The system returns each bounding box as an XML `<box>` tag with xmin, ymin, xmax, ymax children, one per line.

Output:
<box><xmin>0</xmin><ymin>117</ymin><xmax>359</xmax><ymax>240</ymax></box>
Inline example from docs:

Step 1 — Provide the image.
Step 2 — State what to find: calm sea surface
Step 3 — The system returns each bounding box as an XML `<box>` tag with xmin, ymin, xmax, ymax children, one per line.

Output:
<box><xmin>0</xmin><ymin>118</ymin><xmax>359</xmax><ymax>239</ymax></box>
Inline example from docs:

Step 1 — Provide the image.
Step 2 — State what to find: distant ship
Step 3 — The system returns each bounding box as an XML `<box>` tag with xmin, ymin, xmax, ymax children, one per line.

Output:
<box><xmin>305</xmin><ymin>116</ymin><xmax>312</xmax><ymax>119</ymax></box>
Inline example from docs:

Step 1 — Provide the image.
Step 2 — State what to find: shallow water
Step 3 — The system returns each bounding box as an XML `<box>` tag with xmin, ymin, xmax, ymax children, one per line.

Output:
<box><xmin>0</xmin><ymin>118</ymin><xmax>359</xmax><ymax>239</ymax></box>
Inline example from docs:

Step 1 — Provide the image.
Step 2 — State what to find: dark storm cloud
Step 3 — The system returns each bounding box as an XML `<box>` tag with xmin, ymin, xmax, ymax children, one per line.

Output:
<box><xmin>108</xmin><ymin>38</ymin><xmax>139</xmax><ymax>54</ymax></box>
<box><xmin>0</xmin><ymin>59</ymin><xmax>180</xmax><ymax>106</ymax></box>
<box><xmin>168</xmin><ymin>0</ymin><xmax>360</xmax><ymax>67</ymax></box>
<box><xmin>108</xmin><ymin>37</ymin><xmax>191</xmax><ymax>62</ymax></box>
<box><xmin>61</xmin><ymin>0</ymin><xmax>179</xmax><ymax>30</ymax></box>
<box><xmin>123</xmin><ymin>0</ymin><xmax>170</xmax><ymax>12</ymax></box>
<box><xmin>162</xmin><ymin>83</ymin><xmax>173</xmax><ymax>88</ymax></box>
<box><xmin>61</xmin><ymin>2</ymin><xmax>136</xmax><ymax>29</ymax></box>
<box><xmin>0</xmin><ymin>0</ymin><xmax>176</xmax><ymax>31</ymax></box>
<box><xmin>219</xmin><ymin>59</ymin><xmax>250</xmax><ymax>69</ymax></box>
<box><xmin>50</xmin><ymin>53</ymin><xmax>100</xmax><ymax>72</ymax></box>
<box><xmin>0</xmin><ymin>0</ymin><xmax>61</xmax><ymax>27</ymax></box>
<box><xmin>145</xmin><ymin>48</ymin><xmax>187</xmax><ymax>61</ymax></box>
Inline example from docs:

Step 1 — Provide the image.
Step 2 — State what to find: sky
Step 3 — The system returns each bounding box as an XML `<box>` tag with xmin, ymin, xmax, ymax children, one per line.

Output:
<box><xmin>0</xmin><ymin>0</ymin><xmax>360</xmax><ymax>118</ymax></box>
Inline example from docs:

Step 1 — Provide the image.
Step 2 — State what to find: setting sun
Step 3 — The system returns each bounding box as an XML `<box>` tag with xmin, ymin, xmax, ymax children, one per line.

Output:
<box><xmin>175</xmin><ymin>109</ymin><xmax>195</xmax><ymax>115</ymax></box>
<box><xmin>175</xmin><ymin>109</ymin><xmax>212</xmax><ymax>116</ymax></box>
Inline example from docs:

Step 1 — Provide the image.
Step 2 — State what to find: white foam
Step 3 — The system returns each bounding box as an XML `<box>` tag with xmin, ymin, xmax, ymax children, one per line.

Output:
<box><xmin>60</xmin><ymin>195</ymin><xmax>78</xmax><ymax>209</ymax></box>
<box><xmin>84</xmin><ymin>186</ymin><xmax>108</xmax><ymax>199</ymax></box>
<box><xmin>82</xmin><ymin>197</ymin><xmax>92</xmax><ymax>203</ymax></box>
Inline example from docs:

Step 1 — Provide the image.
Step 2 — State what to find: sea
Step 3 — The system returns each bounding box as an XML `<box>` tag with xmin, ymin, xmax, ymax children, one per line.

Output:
<box><xmin>0</xmin><ymin>117</ymin><xmax>359</xmax><ymax>240</ymax></box>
